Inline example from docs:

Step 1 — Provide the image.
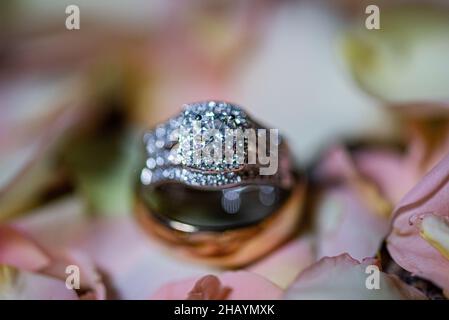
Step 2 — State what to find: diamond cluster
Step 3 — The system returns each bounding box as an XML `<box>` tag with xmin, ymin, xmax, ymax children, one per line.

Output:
<box><xmin>141</xmin><ymin>101</ymin><xmax>279</xmax><ymax>188</ymax></box>
<box><xmin>178</xmin><ymin>101</ymin><xmax>252</xmax><ymax>171</ymax></box>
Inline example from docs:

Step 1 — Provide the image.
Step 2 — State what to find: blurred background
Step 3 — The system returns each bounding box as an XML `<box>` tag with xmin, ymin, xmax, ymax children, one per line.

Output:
<box><xmin>1</xmin><ymin>0</ymin><xmax>449</xmax><ymax>300</ymax></box>
<box><xmin>1</xmin><ymin>0</ymin><xmax>449</xmax><ymax>216</ymax></box>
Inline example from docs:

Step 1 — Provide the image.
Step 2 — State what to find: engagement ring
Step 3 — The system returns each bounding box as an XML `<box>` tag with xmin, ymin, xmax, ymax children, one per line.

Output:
<box><xmin>135</xmin><ymin>101</ymin><xmax>305</xmax><ymax>267</ymax></box>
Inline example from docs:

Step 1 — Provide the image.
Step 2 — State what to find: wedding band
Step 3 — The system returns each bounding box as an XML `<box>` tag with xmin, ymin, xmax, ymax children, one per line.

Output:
<box><xmin>135</xmin><ymin>101</ymin><xmax>304</xmax><ymax>267</ymax></box>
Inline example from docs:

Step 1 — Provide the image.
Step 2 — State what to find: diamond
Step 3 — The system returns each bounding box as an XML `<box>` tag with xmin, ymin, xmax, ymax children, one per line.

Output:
<box><xmin>140</xmin><ymin>168</ymin><xmax>153</xmax><ymax>185</ymax></box>
<box><xmin>146</xmin><ymin>158</ymin><xmax>156</xmax><ymax>169</ymax></box>
<box><xmin>140</xmin><ymin>101</ymin><xmax>287</xmax><ymax>188</ymax></box>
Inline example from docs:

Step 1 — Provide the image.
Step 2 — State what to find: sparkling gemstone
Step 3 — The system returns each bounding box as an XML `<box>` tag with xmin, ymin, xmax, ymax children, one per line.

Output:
<box><xmin>174</xmin><ymin>102</ymin><xmax>252</xmax><ymax>172</ymax></box>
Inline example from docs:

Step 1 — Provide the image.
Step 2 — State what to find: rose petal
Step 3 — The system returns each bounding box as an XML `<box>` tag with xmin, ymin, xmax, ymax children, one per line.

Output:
<box><xmin>0</xmin><ymin>225</ymin><xmax>50</xmax><ymax>271</ymax></box>
<box><xmin>186</xmin><ymin>275</ymin><xmax>231</xmax><ymax>300</ymax></box>
<box><xmin>6</xmin><ymin>200</ymin><xmax>105</xmax><ymax>299</ymax></box>
<box><xmin>284</xmin><ymin>254</ymin><xmax>427</xmax><ymax>300</ymax></box>
<box><xmin>387</xmin><ymin>153</ymin><xmax>449</xmax><ymax>293</ymax></box>
<box><xmin>41</xmin><ymin>249</ymin><xmax>106</xmax><ymax>300</ymax></box>
<box><xmin>248</xmin><ymin>236</ymin><xmax>315</xmax><ymax>289</ymax></box>
<box><xmin>151</xmin><ymin>271</ymin><xmax>283</xmax><ymax>300</ymax></box>
<box><xmin>315</xmin><ymin>186</ymin><xmax>390</xmax><ymax>261</ymax></box>
<box><xmin>352</xmin><ymin>148</ymin><xmax>419</xmax><ymax>205</ymax></box>
<box><xmin>0</xmin><ymin>266</ymin><xmax>79</xmax><ymax>300</ymax></box>
<box><xmin>15</xmin><ymin>197</ymin><xmax>217</xmax><ymax>299</ymax></box>
<box><xmin>314</xmin><ymin>145</ymin><xmax>391</xmax><ymax>260</ymax></box>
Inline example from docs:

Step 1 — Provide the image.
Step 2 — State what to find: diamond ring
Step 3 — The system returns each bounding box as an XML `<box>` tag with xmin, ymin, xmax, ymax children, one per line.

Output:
<box><xmin>135</xmin><ymin>101</ymin><xmax>304</xmax><ymax>267</ymax></box>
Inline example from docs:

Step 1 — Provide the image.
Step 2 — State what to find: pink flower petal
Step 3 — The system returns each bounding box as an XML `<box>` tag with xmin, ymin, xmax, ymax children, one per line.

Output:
<box><xmin>387</xmin><ymin>153</ymin><xmax>449</xmax><ymax>293</ymax></box>
<box><xmin>4</xmin><ymin>204</ymin><xmax>105</xmax><ymax>299</ymax></box>
<box><xmin>315</xmin><ymin>186</ymin><xmax>390</xmax><ymax>261</ymax></box>
<box><xmin>186</xmin><ymin>275</ymin><xmax>231</xmax><ymax>300</ymax></box>
<box><xmin>15</xmin><ymin>197</ymin><xmax>216</xmax><ymax>299</ymax></box>
<box><xmin>0</xmin><ymin>225</ymin><xmax>50</xmax><ymax>271</ymax></box>
<box><xmin>41</xmin><ymin>249</ymin><xmax>106</xmax><ymax>300</ymax></box>
<box><xmin>284</xmin><ymin>254</ymin><xmax>427</xmax><ymax>300</ymax></box>
<box><xmin>0</xmin><ymin>267</ymin><xmax>79</xmax><ymax>300</ymax></box>
<box><xmin>248</xmin><ymin>236</ymin><xmax>315</xmax><ymax>289</ymax></box>
<box><xmin>151</xmin><ymin>271</ymin><xmax>283</xmax><ymax>300</ymax></box>
<box><xmin>314</xmin><ymin>145</ymin><xmax>391</xmax><ymax>260</ymax></box>
<box><xmin>352</xmin><ymin>148</ymin><xmax>419</xmax><ymax>205</ymax></box>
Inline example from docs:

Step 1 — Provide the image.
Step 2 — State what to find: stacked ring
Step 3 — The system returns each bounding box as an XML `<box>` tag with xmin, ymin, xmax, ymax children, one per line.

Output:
<box><xmin>135</xmin><ymin>101</ymin><xmax>305</xmax><ymax>267</ymax></box>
